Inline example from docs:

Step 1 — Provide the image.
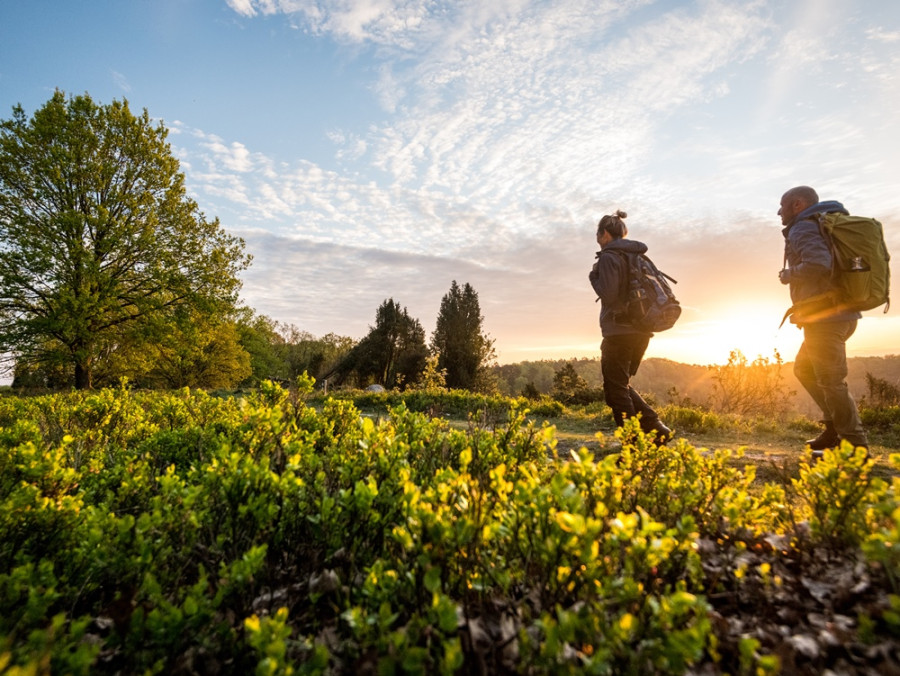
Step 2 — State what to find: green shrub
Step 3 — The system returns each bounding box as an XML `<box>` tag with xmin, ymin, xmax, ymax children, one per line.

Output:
<box><xmin>862</xmin><ymin>453</ymin><xmax>900</xmax><ymax>593</ymax></box>
<box><xmin>660</xmin><ymin>404</ymin><xmax>724</xmax><ymax>434</ymax></box>
<box><xmin>792</xmin><ymin>441</ymin><xmax>878</xmax><ymax>546</ymax></box>
<box><xmin>614</xmin><ymin>419</ymin><xmax>787</xmax><ymax>537</ymax></box>
<box><xmin>860</xmin><ymin>405</ymin><xmax>900</xmax><ymax>447</ymax></box>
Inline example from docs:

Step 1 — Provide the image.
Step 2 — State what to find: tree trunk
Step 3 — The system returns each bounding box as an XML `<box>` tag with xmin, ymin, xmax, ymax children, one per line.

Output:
<box><xmin>74</xmin><ymin>360</ymin><xmax>92</xmax><ymax>390</ymax></box>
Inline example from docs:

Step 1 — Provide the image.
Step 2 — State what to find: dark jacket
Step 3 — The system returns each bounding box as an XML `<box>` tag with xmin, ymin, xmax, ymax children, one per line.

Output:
<box><xmin>589</xmin><ymin>238</ymin><xmax>651</xmax><ymax>337</ymax></box>
<box><xmin>782</xmin><ymin>200</ymin><xmax>861</xmax><ymax>324</ymax></box>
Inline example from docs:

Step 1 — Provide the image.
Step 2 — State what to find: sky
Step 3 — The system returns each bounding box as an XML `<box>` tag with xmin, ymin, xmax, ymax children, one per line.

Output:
<box><xmin>2</xmin><ymin>0</ymin><xmax>899</xmax><ymax>367</ymax></box>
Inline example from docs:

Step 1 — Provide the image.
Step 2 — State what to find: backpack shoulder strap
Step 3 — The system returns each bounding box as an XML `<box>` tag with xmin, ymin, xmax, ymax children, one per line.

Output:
<box><xmin>598</xmin><ymin>248</ymin><xmax>633</xmax><ymax>269</ymax></box>
<box><xmin>602</xmin><ymin>249</ymin><xmax>679</xmax><ymax>283</ymax></box>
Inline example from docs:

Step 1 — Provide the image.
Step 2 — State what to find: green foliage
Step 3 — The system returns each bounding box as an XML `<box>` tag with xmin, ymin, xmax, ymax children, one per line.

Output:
<box><xmin>551</xmin><ymin>362</ymin><xmax>605</xmax><ymax>406</ymax></box>
<box><xmin>234</xmin><ymin>310</ymin><xmax>286</xmax><ymax>387</ymax></box>
<box><xmin>862</xmin><ymin>372</ymin><xmax>900</xmax><ymax>408</ymax></box>
<box><xmin>0</xmin><ymin>91</ymin><xmax>251</xmax><ymax>389</ymax></box>
<box><xmin>325</xmin><ymin>298</ymin><xmax>427</xmax><ymax>389</ymax></box>
<box><xmin>527</xmin><ymin>396</ymin><xmax>567</xmax><ymax>417</ymax></box>
<box><xmin>614</xmin><ymin>418</ymin><xmax>788</xmax><ymax>537</ymax></box>
<box><xmin>414</xmin><ymin>352</ymin><xmax>448</xmax><ymax>391</ymax></box>
<box><xmin>111</xmin><ymin>313</ymin><xmax>252</xmax><ymax>389</ymax></box>
<box><xmin>245</xmin><ymin>607</ymin><xmax>328</xmax><ymax>675</ymax></box>
<box><xmin>658</xmin><ymin>403</ymin><xmax>819</xmax><ymax>441</ymax></box>
<box><xmin>859</xmin><ymin>405</ymin><xmax>900</xmax><ymax>449</ymax></box>
<box><xmin>0</xmin><ymin>385</ymin><xmax>897</xmax><ymax>672</ymax></box>
<box><xmin>224</xmin><ymin>310</ymin><xmax>358</xmax><ymax>390</ymax></box>
<box><xmin>861</xmin><ymin>453</ymin><xmax>900</xmax><ymax>593</ymax></box>
<box><xmin>323</xmin><ymin>386</ymin><xmax>565</xmax><ymax>420</ymax></box>
<box><xmin>494</xmin><ymin>360</ymin><xmax>559</xmax><ymax>397</ymax></box>
<box><xmin>791</xmin><ymin>442</ymin><xmax>878</xmax><ymax>546</ymax></box>
<box><xmin>659</xmin><ymin>404</ymin><xmax>724</xmax><ymax>434</ymax></box>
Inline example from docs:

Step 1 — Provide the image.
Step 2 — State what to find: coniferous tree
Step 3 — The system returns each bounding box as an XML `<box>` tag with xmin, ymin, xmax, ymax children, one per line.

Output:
<box><xmin>360</xmin><ymin>299</ymin><xmax>427</xmax><ymax>388</ymax></box>
<box><xmin>430</xmin><ymin>281</ymin><xmax>496</xmax><ymax>391</ymax></box>
<box><xmin>325</xmin><ymin>299</ymin><xmax>427</xmax><ymax>389</ymax></box>
<box><xmin>552</xmin><ymin>362</ymin><xmax>589</xmax><ymax>400</ymax></box>
<box><xmin>550</xmin><ymin>361</ymin><xmax>604</xmax><ymax>405</ymax></box>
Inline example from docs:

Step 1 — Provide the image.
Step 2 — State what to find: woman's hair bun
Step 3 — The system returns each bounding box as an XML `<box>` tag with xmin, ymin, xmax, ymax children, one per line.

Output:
<box><xmin>597</xmin><ymin>209</ymin><xmax>628</xmax><ymax>239</ymax></box>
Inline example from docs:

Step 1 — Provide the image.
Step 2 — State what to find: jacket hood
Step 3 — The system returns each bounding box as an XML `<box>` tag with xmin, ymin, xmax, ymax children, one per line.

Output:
<box><xmin>793</xmin><ymin>200</ymin><xmax>848</xmax><ymax>225</ymax></box>
<box><xmin>601</xmin><ymin>238</ymin><xmax>648</xmax><ymax>256</ymax></box>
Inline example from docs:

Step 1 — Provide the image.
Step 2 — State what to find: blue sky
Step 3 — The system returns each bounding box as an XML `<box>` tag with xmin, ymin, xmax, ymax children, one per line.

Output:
<box><xmin>2</xmin><ymin>0</ymin><xmax>899</xmax><ymax>366</ymax></box>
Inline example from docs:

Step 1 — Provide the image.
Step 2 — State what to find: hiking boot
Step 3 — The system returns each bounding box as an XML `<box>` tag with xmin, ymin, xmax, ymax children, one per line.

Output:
<box><xmin>805</xmin><ymin>421</ymin><xmax>839</xmax><ymax>451</ymax></box>
<box><xmin>645</xmin><ymin>421</ymin><xmax>672</xmax><ymax>446</ymax></box>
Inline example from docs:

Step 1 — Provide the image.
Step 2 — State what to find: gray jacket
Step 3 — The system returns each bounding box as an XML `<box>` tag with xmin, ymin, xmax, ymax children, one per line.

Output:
<box><xmin>589</xmin><ymin>238</ymin><xmax>651</xmax><ymax>337</ymax></box>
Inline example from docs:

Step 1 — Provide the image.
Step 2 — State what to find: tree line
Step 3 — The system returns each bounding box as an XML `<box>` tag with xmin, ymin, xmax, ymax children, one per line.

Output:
<box><xmin>495</xmin><ymin>353</ymin><xmax>900</xmax><ymax>419</ymax></box>
<box><xmin>0</xmin><ymin>91</ymin><xmax>494</xmax><ymax>391</ymax></box>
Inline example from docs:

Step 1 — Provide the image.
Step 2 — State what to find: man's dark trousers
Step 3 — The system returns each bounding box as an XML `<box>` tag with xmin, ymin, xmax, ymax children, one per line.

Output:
<box><xmin>794</xmin><ymin>319</ymin><xmax>867</xmax><ymax>447</ymax></box>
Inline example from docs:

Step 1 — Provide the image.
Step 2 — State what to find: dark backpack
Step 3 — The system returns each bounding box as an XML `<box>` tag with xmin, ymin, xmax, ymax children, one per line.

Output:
<box><xmin>607</xmin><ymin>250</ymin><xmax>681</xmax><ymax>333</ymax></box>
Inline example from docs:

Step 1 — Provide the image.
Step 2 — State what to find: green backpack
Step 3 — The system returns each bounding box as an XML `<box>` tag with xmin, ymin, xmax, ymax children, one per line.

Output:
<box><xmin>781</xmin><ymin>212</ymin><xmax>891</xmax><ymax>326</ymax></box>
<box><xmin>817</xmin><ymin>212</ymin><xmax>891</xmax><ymax>312</ymax></box>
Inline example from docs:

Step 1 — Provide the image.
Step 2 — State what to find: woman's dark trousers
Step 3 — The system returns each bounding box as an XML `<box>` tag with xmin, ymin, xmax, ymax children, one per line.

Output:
<box><xmin>601</xmin><ymin>333</ymin><xmax>659</xmax><ymax>430</ymax></box>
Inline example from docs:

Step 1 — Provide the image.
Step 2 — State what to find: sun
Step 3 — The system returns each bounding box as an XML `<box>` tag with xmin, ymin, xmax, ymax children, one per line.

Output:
<box><xmin>650</xmin><ymin>305</ymin><xmax>805</xmax><ymax>366</ymax></box>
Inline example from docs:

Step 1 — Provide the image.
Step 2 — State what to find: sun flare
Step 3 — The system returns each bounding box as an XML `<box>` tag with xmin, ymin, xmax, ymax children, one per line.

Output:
<box><xmin>651</xmin><ymin>305</ymin><xmax>805</xmax><ymax>366</ymax></box>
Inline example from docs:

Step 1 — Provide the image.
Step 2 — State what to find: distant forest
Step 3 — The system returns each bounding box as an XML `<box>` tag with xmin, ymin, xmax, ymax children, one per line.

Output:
<box><xmin>491</xmin><ymin>354</ymin><xmax>900</xmax><ymax>417</ymax></box>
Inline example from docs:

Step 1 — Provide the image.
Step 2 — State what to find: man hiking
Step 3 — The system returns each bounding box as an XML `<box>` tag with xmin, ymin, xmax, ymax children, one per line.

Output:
<box><xmin>778</xmin><ymin>185</ymin><xmax>868</xmax><ymax>456</ymax></box>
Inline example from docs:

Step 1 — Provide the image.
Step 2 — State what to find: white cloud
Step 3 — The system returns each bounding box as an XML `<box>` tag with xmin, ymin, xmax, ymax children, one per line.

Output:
<box><xmin>228</xmin><ymin>0</ymin><xmax>433</xmax><ymax>45</ymax></box>
<box><xmin>197</xmin><ymin>138</ymin><xmax>254</xmax><ymax>173</ymax></box>
<box><xmin>111</xmin><ymin>70</ymin><xmax>131</xmax><ymax>92</ymax></box>
<box><xmin>867</xmin><ymin>28</ymin><xmax>900</xmax><ymax>43</ymax></box>
<box><xmin>207</xmin><ymin>0</ymin><xmax>900</xmax><ymax>232</ymax></box>
<box><xmin>226</xmin><ymin>0</ymin><xmax>258</xmax><ymax>18</ymax></box>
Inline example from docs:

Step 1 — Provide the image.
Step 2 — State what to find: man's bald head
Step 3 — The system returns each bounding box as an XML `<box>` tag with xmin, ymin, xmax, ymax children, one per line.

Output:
<box><xmin>779</xmin><ymin>186</ymin><xmax>819</xmax><ymax>226</ymax></box>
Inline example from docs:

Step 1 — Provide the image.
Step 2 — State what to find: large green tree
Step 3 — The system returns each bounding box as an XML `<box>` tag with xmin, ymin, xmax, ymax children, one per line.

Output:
<box><xmin>0</xmin><ymin>91</ymin><xmax>250</xmax><ymax>388</ymax></box>
<box><xmin>275</xmin><ymin>324</ymin><xmax>356</xmax><ymax>383</ymax></box>
<box><xmin>431</xmin><ymin>280</ymin><xmax>496</xmax><ymax>391</ymax></box>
